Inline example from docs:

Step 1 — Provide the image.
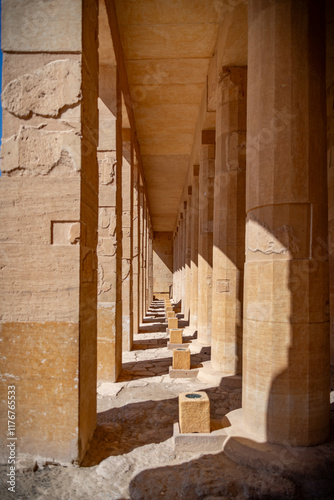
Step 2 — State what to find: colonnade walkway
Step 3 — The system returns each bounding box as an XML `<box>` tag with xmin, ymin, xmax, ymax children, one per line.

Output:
<box><xmin>75</xmin><ymin>300</ymin><xmax>333</xmax><ymax>499</ymax></box>
<box><xmin>2</xmin><ymin>300</ymin><xmax>334</xmax><ymax>499</ymax></box>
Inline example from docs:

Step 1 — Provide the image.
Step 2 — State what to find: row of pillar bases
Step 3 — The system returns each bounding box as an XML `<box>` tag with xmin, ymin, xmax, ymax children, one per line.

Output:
<box><xmin>161</xmin><ymin>300</ymin><xmax>333</xmax><ymax>472</ymax></box>
<box><xmin>173</xmin><ymin>0</ymin><xmax>331</xmax><ymax>456</ymax></box>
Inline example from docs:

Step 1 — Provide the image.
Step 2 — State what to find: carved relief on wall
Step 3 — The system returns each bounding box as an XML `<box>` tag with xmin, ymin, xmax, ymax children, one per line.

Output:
<box><xmin>247</xmin><ymin>215</ymin><xmax>298</xmax><ymax>256</ymax></box>
<box><xmin>98</xmin><ymin>154</ymin><xmax>116</xmax><ymax>186</ymax></box>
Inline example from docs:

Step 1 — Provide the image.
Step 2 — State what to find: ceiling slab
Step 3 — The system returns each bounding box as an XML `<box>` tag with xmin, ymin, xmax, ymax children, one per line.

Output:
<box><xmin>125</xmin><ymin>58</ymin><xmax>210</xmax><ymax>85</ymax></box>
<box><xmin>119</xmin><ymin>24</ymin><xmax>218</xmax><ymax>60</ymax></box>
<box><xmin>116</xmin><ymin>0</ymin><xmax>222</xmax><ymax>26</ymax></box>
<box><xmin>114</xmin><ymin>0</ymin><xmax>220</xmax><ymax>231</ymax></box>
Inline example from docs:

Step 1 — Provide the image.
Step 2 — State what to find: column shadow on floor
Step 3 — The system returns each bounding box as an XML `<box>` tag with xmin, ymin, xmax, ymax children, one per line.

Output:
<box><xmin>81</xmin><ymin>396</ymin><xmax>179</xmax><ymax>466</ymax></box>
<box><xmin>133</xmin><ymin>337</ymin><xmax>168</xmax><ymax>349</ymax></box>
<box><xmin>119</xmin><ymin>356</ymin><xmax>172</xmax><ymax>381</ymax></box>
<box><xmin>83</xmin><ymin>382</ymin><xmax>242</xmax><ymax>468</ymax></box>
<box><xmin>138</xmin><ymin>322</ymin><xmax>167</xmax><ymax>334</ymax></box>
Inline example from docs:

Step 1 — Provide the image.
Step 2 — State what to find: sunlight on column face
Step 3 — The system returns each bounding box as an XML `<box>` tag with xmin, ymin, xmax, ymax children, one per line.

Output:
<box><xmin>246</xmin><ymin>216</ymin><xmax>296</xmax><ymax>258</ymax></box>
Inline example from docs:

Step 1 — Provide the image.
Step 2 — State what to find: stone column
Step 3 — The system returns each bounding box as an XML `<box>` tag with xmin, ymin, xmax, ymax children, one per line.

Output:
<box><xmin>242</xmin><ymin>0</ymin><xmax>329</xmax><ymax>446</ymax></box>
<box><xmin>197</xmin><ymin>131</ymin><xmax>215</xmax><ymax>344</ymax></box>
<box><xmin>142</xmin><ymin>195</ymin><xmax>147</xmax><ymax>319</ymax></box>
<box><xmin>181</xmin><ymin>203</ymin><xmax>187</xmax><ymax>314</ymax></box>
<box><xmin>145</xmin><ymin>206</ymin><xmax>150</xmax><ymax>311</ymax></box>
<box><xmin>211</xmin><ymin>67</ymin><xmax>247</xmax><ymax>374</ymax></box>
<box><xmin>179</xmin><ymin>214</ymin><xmax>184</xmax><ymax>307</ymax></box>
<box><xmin>148</xmin><ymin>223</ymin><xmax>154</xmax><ymax>304</ymax></box>
<box><xmin>132</xmin><ymin>152</ymin><xmax>140</xmax><ymax>335</ymax></box>
<box><xmin>173</xmin><ymin>229</ymin><xmax>177</xmax><ymax>299</ymax></box>
<box><xmin>190</xmin><ymin>166</ymin><xmax>200</xmax><ymax>328</ymax></box>
<box><xmin>97</xmin><ymin>65</ymin><xmax>122</xmax><ymax>381</ymax></box>
<box><xmin>0</xmin><ymin>0</ymin><xmax>98</xmax><ymax>463</ymax></box>
<box><xmin>174</xmin><ymin>225</ymin><xmax>181</xmax><ymax>303</ymax></box>
<box><xmin>185</xmin><ymin>194</ymin><xmax>192</xmax><ymax>322</ymax></box>
<box><xmin>122</xmin><ymin>129</ymin><xmax>133</xmax><ymax>351</ymax></box>
<box><xmin>138</xmin><ymin>184</ymin><xmax>144</xmax><ymax>324</ymax></box>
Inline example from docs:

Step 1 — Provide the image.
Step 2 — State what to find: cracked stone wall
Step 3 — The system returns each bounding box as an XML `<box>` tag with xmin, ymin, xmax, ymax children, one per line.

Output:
<box><xmin>0</xmin><ymin>0</ymin><xmax>98</xmax><ymax>464</ymax></box>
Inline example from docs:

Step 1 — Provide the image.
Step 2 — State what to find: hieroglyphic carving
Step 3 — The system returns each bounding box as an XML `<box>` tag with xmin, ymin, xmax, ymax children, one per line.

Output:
<box><xmin>216</xmin><ymin>279</ymin><xmax>230</xmax><ymax>293</ymax></box>
<box><xmin>2</xmin><ymin>59</ymin><xmax>82</xmax><ymax>118</ymax></box>
<box><xmin>1</xmin><ymin>124</ymin><xmax>80</xmax><ymax>176</ymax></box>
<box><xmin>97</xmin><ymin>263</ymin><xmax>112</xmax><ymax>295</ymax></box>
<box><xmin>247</xmin><ymin>215</ymin><xmax>299</xmax><ymax>256</ymax></box>
<box><xmin>99</xmin><ymin>155</ymin><xmax>116</xmax><ymax>186</ymax></box>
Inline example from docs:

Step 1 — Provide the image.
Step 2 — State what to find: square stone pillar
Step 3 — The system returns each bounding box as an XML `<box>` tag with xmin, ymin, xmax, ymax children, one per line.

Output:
<box><xmin>148</xmin><ymin>223</ymin><xmax>154</xmax><ymax>305</ymax></box>
<box><xmin>138</xmin><ymin>183</ymin><xmax>144</xmax><ymax>324</ymax></box>
<box><xmin>190</xmin><ymin>166</ymin><xmax>200</xmax><ymax>329</ymax></box>
<box><xmin>142</xmin><ymin>199</ymin><xmax>148</xmax><ymax>316</ymax></box>
<box><xmin>181</xmin><ymin>203</ymin><xmax>187</xmax><ymax>315</ymax></box>
<box><xmin>0</xmin><ymin>0</ymin><xmax>98</xmax><ymax>463</ymax></box>
<box><xmin>197</xmin><ymin>131</ymin><xmax>215</xmax><ymax>345</ymax></box>
<box><xmin>179</xmin><ymin>215</ymin><xmax>184</xmax><ymax>306</ymax></box>
<box><xmin>122</xmin><ymin>129</ymin><xmax>133</xmax><ymax>351</ymax></box>
<box><xmin>184</xmin><ymin>188</ymin><xmax>192</xmax><ymax>323</ymax></box>
<box><xmin>97</xmin><ymin>60</ymin><xmax>123</xmax><ymax>382</ymax></box>
<box><xmin>173</xmin><ymin>225</ymin><xmax>181</xmax><ymax>304</ymax></box>
<box><xmin>132</xmin><ymin>152</ymin><xmax>140</xmax><ymax>335</ymax></box>
<box><xmin>243</xmin><ymin>0</ymin><xmax>329</xmax><ymax>446</ymax></box>
<box><xmin>211</xmin><ymin>67</ymin><xmax>247</xmax><ymax>375</ymax></box>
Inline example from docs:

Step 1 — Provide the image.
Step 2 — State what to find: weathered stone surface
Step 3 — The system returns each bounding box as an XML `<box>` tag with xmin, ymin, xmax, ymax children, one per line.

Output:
<box><xmin>168</xmin><ymin>317</ymin><xmax>178</xmax><ymax>330</ymax></box>
<box><xmin>179</xmin><ymin>391</ymin><xmax>210</xmax><ymax>433</ymax></box>
<box><xmin>242</xmin><ymin>0</ymin><xmax>329</xmax><ymax>447</ymax></box>
<box><xmin>2</xmin><ymin>0</ymin><xmax>82</xmax><ymax>52</ymax></box>
<box><xmin>170</xmin><ymin>328</ymin><xmax>183</xmax><ymax>344</ymax></box>
<box><xmin>1</xmin><ymin>124</ymin><xmax>81</xmax><ymax>177</ymax></box>
<box><xmin>173</xmin><ymin>348</ymin><xmax>191</xmax><ymax>370</ymax></box>
<box><xmin>2</xmin><ymin>60</ymin><xmax>82</xmax><ymax>118</ymax></box>
<box><xmin>197</xmin><ymin>139</ymin><xmax>215</xmax><ymax>345</ymax></box>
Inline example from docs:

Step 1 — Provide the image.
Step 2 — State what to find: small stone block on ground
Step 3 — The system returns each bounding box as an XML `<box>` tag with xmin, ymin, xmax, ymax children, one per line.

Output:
<box><xmin>168</xmin><ymin>317</ymin><xmax>178</xmax><ymax>329</ymax></box>
<box><xmin>173</xmin><ymin>348</ymin><xmax>191</xmax><ymax>370</ymax></box>
<box><xmin>179</xmin><ymin>391</ymin><xmax>210</xmax><ymax>433</ymax></box>
<box><xmin>173</xmin><ymin>423</ymin><xmax>226</xmax><ymax>452</ymax></box>
<box><xmin>170</xmin><ymin>328</ymin><xmax>183</xmax><ymax>344</ymax></box>
<box><xmin>169</xmin><ymin>366</ymin><xmax>199</xmax><ymax>378</ymax></box>
<box><xmin>167</xmin><ymin>311</ymin><xmax>176</xmax><ymax>319</ymax></box>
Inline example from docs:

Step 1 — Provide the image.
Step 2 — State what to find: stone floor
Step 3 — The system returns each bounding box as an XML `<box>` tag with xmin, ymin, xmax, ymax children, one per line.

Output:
<box><xmin>1</xmin><ymin>300</ymin><xmax>334</xmax><ymax>499</ymax></box>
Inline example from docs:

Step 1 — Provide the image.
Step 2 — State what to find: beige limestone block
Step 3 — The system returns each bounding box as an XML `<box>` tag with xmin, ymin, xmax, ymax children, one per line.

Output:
<box><xmin>170</xmin><ymin>329</ymin><xmax>183</xmax><ymax>344</ymax></box>
<box><xmin>167</xmin><ymin>311</ymin><xmax>175</xmax><ymax>319</ymax></box>
<box><xmin>2</xmin><ymin>0</ymin><xmax>82</xmax><ymax>52</ymax></box>
<box><xmin>168</xmin><ymin>317</ymin><xmax>178</xmax><ymax>330</ymax></box>
<box><xmin>1</xmin><ymin>124</ymin><xmax>81</xmax><ymax>177</ymax></box>
<box><xmin>2</xmin><ymin>60</ymin><xmax>82</xmax><ymax>119</ymax></box>
<box><xmin>97</xmin><ymin>304</ymin><xmax>118</xmax><ymax>381</ymax></box>
<box><xmin>179</xmin><ymin>391</ymin><xmax>210</xmax><ymax>434</ymax></box>
<box><xmin>173</xmin><ymin>348</ymin><xmax>191</xmax><ymax>370</ymax></box>
<box><xmin>0</xmin><ymin>321</ymin><xmax>81</xmax><ymax>464</ymax></box>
